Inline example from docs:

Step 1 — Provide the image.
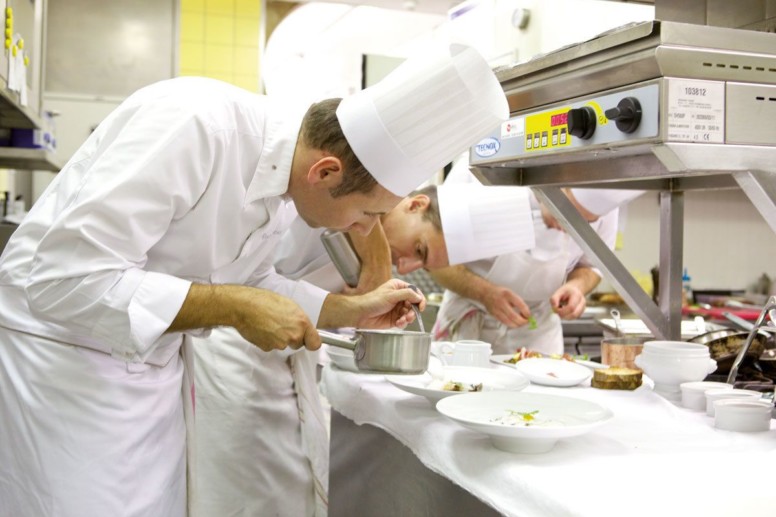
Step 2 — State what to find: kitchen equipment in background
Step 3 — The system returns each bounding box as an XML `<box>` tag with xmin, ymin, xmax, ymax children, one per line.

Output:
<box><xmin>320</xmin><ymin>229</ymin><xmax>361</xmax><ymax>288</ymax></box>
<box><xmin>469</xmin><ymin>19</ymin><xmax>776</xmax><ymax>343</ymax></box>
<box><xmin>727</xmin><ymin>296</ymin><xmax>776</xmax><ymax>383</ymax></box>
<box><xmin>601</xmin><ymin>335</ymin><xmax>649</xmax><ymax>370</ymax></box>
<box><xmin>319</xmin><ymin>328</ymin><xmax>430</xmax><ymax>374</ymax></box>
<box><xmin>610</xmin><ymin>308</ymin><xmax>622</xmax><ymax>336</ymax></box>
<box><xmin>689</xmin><ymin>329</ymin><xmax>767</xmax><ymax>375</ymax></box>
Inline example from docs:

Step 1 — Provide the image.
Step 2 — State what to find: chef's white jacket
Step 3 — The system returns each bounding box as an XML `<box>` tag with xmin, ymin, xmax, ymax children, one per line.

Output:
<box><xmin>0</xmin><ymin>76</ymin><xmax>327</xmax><ymax>362</ymax></box>
<box><xmin>0</xmin><ymin>76</ymin><xmax>328</xmax><ymax>516</ymax></box>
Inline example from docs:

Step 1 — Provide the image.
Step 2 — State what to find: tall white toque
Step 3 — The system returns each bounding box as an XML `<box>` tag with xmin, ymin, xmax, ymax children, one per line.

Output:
<box><xmin>438</xmin><ymin>183</ymin><xmax>536</xmax><ymax>265</ymax></box>
<box><xmin>336</xmin><ymin>43</ymin><xmax>509</xmax><ymax>197</ymax></box>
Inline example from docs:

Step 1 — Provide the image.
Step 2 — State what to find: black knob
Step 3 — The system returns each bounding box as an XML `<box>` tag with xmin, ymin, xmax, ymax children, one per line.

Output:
<box><xmin>567</xmin><ymin>106</ymin><xmax>597</xmax><ymax>139</ymax></box>
<box><xmin>605</xmin><ymin>97</ymin><xmax>642</xmax><ymax>133</ymax></box>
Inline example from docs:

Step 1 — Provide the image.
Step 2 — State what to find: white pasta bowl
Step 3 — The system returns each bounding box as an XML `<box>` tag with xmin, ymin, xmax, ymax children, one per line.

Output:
<box><xmin>386</xmin><ymin>366</ymin><xmax>529</xmax><ymax>404</ymax></box>
<box><xmin>436</xmin><ymin>391</ymin><xmax>614</xmax><ymax>454</ymax></box>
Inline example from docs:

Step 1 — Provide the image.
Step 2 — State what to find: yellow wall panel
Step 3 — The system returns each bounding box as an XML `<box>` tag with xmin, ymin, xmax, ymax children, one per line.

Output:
<box><xmin>206</xmin><ymin>0</ymin><xmax>234</xmax><ymax>16</ymax></box>
<box><xmin>234</xmin><ymin>47</ymin><xmax>258</xmax><ymax>75</ymax></box>
<box><xmin>235</xmin><ymin>0</ymin><xmax>260</xmax><ymax>17</ymax></box>
<box><xmin>181</xmin><ymin>0</ymin><xmax>206</xmax><ymax>11</ymax></box>
<box><xmin>179</xmin><ymin>0</ymin><xmax>262</xmax><ymax>89</ymax></box>
<box><xmin>180</xmin><ymin>11</ymin><xmax>205</xmax><ymax>42</ymax></box>
<box><xmin>205</xmin><ymin>15</ymin><xmax>234</xmax><ymax>45</ymax></box>
<box><xmin>180</xmin><ymin>43</ymin><xmax>205</xmax><ymax>70</ymax></box>
<box><xmin>234</xmin><ymin>17</ymin><xmax>259</xmax><ymax>47</ymax></box>
<box><xmin>205</xmin><ymin>44</ymin><xmax>234</xmax><ymax>74</ymax></box>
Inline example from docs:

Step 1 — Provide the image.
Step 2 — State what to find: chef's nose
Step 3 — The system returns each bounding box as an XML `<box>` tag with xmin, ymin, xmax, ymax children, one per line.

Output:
<box><xmin>349</xmin><ymin>218</ymin><xmax>377</xmax><ymax>237</ymax></box>
<box><xmin>397</xmin><ymin>256</ymin><xmax>423</xmax><ymax>275</ymax></box>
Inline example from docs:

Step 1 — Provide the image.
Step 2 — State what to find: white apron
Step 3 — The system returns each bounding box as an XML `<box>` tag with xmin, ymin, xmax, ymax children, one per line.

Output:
<box><xmin>0</xmin><ymin>327</ymin><xmax>186</xmax><ymax>517</ymax></box>
<box><xmin>434</xmin><ymin>232</ymin><xmax>569</xmax><ymax>356</ymax></box>
<box><xmin>191</xmin><ymin>328</ymin><xmax>328</xmax><ymax>517</ymax></box>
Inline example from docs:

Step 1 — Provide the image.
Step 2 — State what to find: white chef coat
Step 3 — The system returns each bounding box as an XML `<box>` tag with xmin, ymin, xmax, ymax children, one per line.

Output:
<box><xmin>434</xmin><ymin>191</ymin><xmax>617</xmax><ymax>355</ymax></box>
<box><xmin>192</xmin><ymin>215</ymin><xmax>337</xmax><ymax>517</ymax></box>
<box><xmin>0</xmin><ymin>77</ymin><xmax>328</xmax><ymax>516</ymax></box>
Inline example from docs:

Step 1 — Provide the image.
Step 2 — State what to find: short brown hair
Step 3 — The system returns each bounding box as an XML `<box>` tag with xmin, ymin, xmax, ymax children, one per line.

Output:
<box><xmin>410</xmin><ymin>185</ymin><xmax>442</xmax><ymax>233</ymax></box>
<box><xmin>299</xmin><ymin>98</ymin><xmax>378</xmax><ymax>197</ymax></box>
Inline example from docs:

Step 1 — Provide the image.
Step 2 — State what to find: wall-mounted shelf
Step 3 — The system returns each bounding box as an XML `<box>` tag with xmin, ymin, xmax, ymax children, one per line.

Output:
<box><xmin>0</xmin><ymin>147</ymin><xmax>63</xmax><ymax>171</ymax></box>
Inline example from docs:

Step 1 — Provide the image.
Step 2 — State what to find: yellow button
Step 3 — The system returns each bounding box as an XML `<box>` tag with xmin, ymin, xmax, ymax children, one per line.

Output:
<box><xmin>12</xmin><ymin>45</ymin><xmax>17</xmax><ymax>56</ymax></box>
<box><xmin>17</xmin><ymin>38</ymin><xmax>22</xmax><ymax>49</ymax></box>
<box><xmin>4</xmin><ymin>28</ymin><xmax>10</xmax><ymax>38</ymax></box>
<box><xmin>23</xmin><ymin>55</ymin><xmax>28</xmax><ymax>66</ymax></box>
<box><xmin>4</xmin><ymin>39</ymin><xmax>10</xmax><ymax>49</ymax></box>
<box><xmin>6</xmin><ymin>7</ymin><xmax>12</xmax><ymax>17</ymax></box>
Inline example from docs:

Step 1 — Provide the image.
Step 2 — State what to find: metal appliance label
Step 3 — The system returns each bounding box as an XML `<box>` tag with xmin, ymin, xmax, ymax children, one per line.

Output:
<box><xmin>666</xmin><ymin>78</ymin><xmax>725</xmax><ymax>143</ymax></box>
<box><xmin>500</xmin><ymin>117</ymin><xmax>524</xmax><ymax>139</ymax></box>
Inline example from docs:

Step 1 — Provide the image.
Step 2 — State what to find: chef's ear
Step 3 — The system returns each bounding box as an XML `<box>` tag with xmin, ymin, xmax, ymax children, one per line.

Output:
<box><xmin>307</xmin><ymin>156</ymin><xmax>344</xmax><ymax>187</ymax></box>
<box><xmin>408</xmin><ymin>194</ymin><xmax>430</xmax><ymax>213</ymax></box>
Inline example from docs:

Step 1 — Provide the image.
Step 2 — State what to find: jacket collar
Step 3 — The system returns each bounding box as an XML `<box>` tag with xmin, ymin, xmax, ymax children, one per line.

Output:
<box><xmin>246</xmin><ymin>98</ymin><xmax>309</xmax><ymax>204</ymax></box>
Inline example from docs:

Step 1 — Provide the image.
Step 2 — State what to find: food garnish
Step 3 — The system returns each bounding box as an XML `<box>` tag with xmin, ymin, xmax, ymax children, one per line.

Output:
<box><xmin>490</xmin><ymin>409</ymin><xmax>544</xmax><ymax>427</ymax></box>
<box><xmin>442</xmin><ymin>381</ymin><xmax>483</xmax><ymax>392</ymax></box>
<box><xmin>527</xmin><ymin>316</ymin><xmax>538</xmax><ymax>330</ymax></box>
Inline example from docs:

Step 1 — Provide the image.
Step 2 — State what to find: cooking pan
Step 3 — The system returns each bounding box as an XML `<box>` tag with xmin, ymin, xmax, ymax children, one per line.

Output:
<box><xmin>319</xmin><ymin>329</ymin><xmax>431</xmax><ymax>374</ymax></box>
<box><xmin>688</xmin><ymin>328</ymin><xmax>768</xmax><ymax>374</ymax></box>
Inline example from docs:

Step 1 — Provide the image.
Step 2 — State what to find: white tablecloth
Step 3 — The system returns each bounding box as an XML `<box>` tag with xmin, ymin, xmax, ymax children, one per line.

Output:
<box><xmin>321</xmin><ymin>364</ymin><xmax>776</xmax><ymax>517</ymax></box>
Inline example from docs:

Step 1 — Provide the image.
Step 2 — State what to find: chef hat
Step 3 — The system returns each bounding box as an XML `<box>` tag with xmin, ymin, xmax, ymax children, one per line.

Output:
<box><xmin>438</xmin><ymin>183</ymin><xmax>536</xmax><ymax>265</ymax></box>
<box><xmin>337</xmin><ymin>43</ymin><xmax>508</xmax><ymax>197</ymax></box>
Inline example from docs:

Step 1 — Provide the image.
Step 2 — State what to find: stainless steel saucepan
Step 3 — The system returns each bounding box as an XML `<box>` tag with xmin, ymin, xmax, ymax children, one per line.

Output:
<box><xmin>319</xmin><ymin>329</ymin><xmax>431</xmax><ymax>374</ymax></box>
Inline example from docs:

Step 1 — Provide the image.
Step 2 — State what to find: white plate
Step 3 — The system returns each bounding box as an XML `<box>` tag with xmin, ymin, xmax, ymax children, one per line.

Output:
<box><xmin>436</xmin><ymin>391</ymin><xmax>614</xmax><ymax>453</ymax></box>
<box><xmin>386</xmin><ymin>366</ymin><xmax>529</xmax><ymax>404</ymax></box>
<box><xmin>512</xmin><ymin>358</ymin><xmax>593</xmax><ymax>387</ymax></box>
<box><xmin>325</xmin><ymin>345</ymin><xmax>359</xmax><ymax>372</ymax></box>
<box><xmin>491</xmin><ymin>355</ymin><xmax>607</xmax><ymax>372</ymax></box>
<box><xmin>576</xmin><ymin>359</ymin><xmax>608</xmax><ymax>370</ymax></box>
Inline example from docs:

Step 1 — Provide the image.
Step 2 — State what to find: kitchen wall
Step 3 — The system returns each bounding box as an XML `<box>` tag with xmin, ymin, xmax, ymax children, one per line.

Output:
<box><xmin>28</xmin><ymin>0</ymin><xmax>776</xmax><ymax>296</ymax></box>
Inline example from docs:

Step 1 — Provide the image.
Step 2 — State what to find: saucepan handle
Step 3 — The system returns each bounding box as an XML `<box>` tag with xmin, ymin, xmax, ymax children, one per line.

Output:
<box><xmin>318</xmin><ymin>330</ymin><xmax>358</xmax><ymax>352</ymax></box>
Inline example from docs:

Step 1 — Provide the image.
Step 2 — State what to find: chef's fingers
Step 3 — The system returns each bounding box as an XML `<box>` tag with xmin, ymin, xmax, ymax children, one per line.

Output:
<box><xmin>304</xmin><ymin>325</ymin><xmax>322</xmax><ymax>351</ymax></box>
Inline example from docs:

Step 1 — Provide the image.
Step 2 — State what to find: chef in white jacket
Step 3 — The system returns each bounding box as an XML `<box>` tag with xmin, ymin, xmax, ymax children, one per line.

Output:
<box><xmin>0</xmin><ymin>42</ymin><xmax>508</xmax><ymax>517</ymax></box>
<box><xmin>191</xmin><ymin>217</ymin><xmax>391</xmax><ymax>517</ymax></box>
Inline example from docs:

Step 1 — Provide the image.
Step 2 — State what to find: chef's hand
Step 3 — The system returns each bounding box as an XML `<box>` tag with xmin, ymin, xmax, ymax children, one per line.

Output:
<box><xmin>482</xmin><ymin>286</ymin><xmax>532</xmax><ymax>328</ymax></box>
<box><xmin>234</xmin><ymin>289</ymin><xmax>321</xmax><ymax>351</ymax></box>
<box><xmin>550</xmin><ymin>284</ymin><xmax>586</xmax><ymax>320</ymax></box>
<box><xmin>351</xmin><ymin>279</ymin><xmax>426</xmax><ymax>329</ymax></box>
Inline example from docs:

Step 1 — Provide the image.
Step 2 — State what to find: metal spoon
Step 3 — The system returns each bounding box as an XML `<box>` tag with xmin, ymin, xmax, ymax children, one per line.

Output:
<box><xmin>407</xmin><ymin>284</ymin><xmax>425</xmax><ymax>334</ymax></box>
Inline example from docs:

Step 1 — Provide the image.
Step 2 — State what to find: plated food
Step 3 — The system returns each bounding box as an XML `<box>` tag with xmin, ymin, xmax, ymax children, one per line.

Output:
<box><xmin>436</xmin><ymin>391</ymin><xmax>614</xmax><ymax>453</ymax></box>
<box><xmin>386</xmin><ymin>366</ymin><xmax>529</xmax><ymax>404</ymax></box>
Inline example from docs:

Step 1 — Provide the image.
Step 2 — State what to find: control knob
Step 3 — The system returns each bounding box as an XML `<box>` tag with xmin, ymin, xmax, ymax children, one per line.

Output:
<box><xmin>566</xmin><ymin>106</ymin><xmax>597</xmax><ymax>140</ymax></box>
<box><xmin>605</xmin><ymin>97</ymin><xmax>642</xmax><ymax>133</ymax></box>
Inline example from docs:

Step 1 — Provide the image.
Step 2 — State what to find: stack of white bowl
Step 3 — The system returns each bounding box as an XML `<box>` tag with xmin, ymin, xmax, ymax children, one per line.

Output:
<box><xmin>634</xmin><ymin>341</ymin><xmax>718</xmax><ymax>402</ymax></box>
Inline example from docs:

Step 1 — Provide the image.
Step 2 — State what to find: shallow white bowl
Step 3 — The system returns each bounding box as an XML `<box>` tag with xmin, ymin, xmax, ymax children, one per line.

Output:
<box><xmin>680</xmin><ymin>381</ymin><xmax>733</xmax><ymax>411</ymax></box>
<box><xmin>512</xmin><ymin>358</ymin><xmax>593</xmax><ymax>387</ymax></box>
<box><xmin>705</xmin><ymin>388</ymin><xmax>762</xmax><ymax>416</ymax></box>
<box><xmin>386</xmin><ymin>366</ymin><xmax>529</xmax><ymax>404</ymax></box>
<box><xmin>714</xmin><ymin>399</ymin><xmax>773</xmax><ymax>432</ymax></box>
<box><xmin>436</xmin><ymin>391</ymin><xmax>613</xmax><ymax>454</ymax></box>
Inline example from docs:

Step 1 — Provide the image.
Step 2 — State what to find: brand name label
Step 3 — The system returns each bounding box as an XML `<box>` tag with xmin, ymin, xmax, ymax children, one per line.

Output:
<box><xmin>474</xmin><ymin>137</ymin><xmax>500</xmax><ymax>157</ymax></box>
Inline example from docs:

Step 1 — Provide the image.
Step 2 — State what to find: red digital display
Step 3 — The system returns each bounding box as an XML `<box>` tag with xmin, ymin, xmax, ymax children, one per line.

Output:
<box><xmin>550</xmin><ymin>113</ymin><xmax>568</xmax><ymax>127</ymax></box>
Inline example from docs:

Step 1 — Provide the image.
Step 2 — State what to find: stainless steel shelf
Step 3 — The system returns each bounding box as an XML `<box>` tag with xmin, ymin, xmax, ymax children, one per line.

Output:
<box><xmin>0</xmin><ymin>147</ymin><xmax>63</xmax><ymax>172</ymax></box>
